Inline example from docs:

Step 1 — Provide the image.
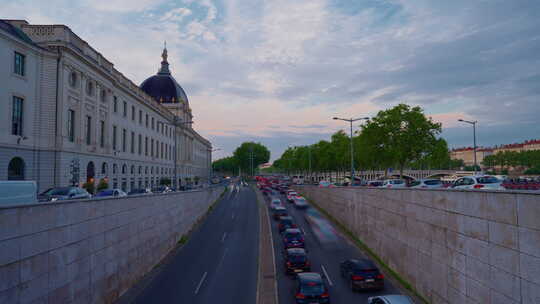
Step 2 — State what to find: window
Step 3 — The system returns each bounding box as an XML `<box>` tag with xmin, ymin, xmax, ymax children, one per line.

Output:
<box><xmin>14</xmin><ymin>52</ymin><xmax>25</xmax><ymax>76</ymax></box>
<box><xmin>130</xmin><ymin>131</ymin><xmax>135</xmax><ymax>154</ymax></box>
<box><xmin>85</xmin><ymin>116</ymin><xmax>92</xmax><ymax>145</ymax></box>
<box><xmin>151</xmin><ymin>139</ymin><xmax>154</xmax><ymax>157</ymax></box>
<box><xmin>86</xmin><ymin>81</ymin><xmax>94</xmax><ymax>96</ymax></box>
<box><xmin>100</xmin><ymin>89</ymin><xmax>107</xmax><ymax>102</ymax></box>
<box><xmin>67</xmin><ymin>109</ymin><xmax>75</xmax><ymax>142</ymax></box>
<box><xmin>113</xmin><ymin>96</ymin><xmax>118</xmax><ymax>112</ymax></box>
<box><xmin>113</xmin><ymin>164</ymin><xmax>117</xmax><ymax>174</ymax></box>
<box><xmin>145</xmin><ymin>137</ymin><xmax>148</xmax><ymax>156</ymax></box>
<box><xmin>156</xmin><ymin>140</ymin><xmax>159</xmax><ymax>158</ymax></box>
<box><xmin>112</xmin><ymin>125</ymin><xmax>117</xmax><ymax>150</ymax></box>
<box><xmin>11</xmin><ymin>96</ymin><xmax>23</xmax><ymax>136</ymax></box>
<box><xmin>101</xmin><ymin>163</ymin><xmax>108</xmax><ymax>174</ymax></box>
<box><xmin>131</xmin><ymin>106</ymin><xmax>135</xmax><ymax>121</ymax></box>
<box><xmin>138</xmin><ymin>134</ymin><xmax>142</xmax><ymax>155</ymax></box>
<box><xmin>122</xmin><ymin>129</ymin><xmax>126</xmax><ymax>152</ymax></box>
<box><xmin>151</xmin><ymin>117</ymin><xmax>154</xmax><ymax>130</ymax></box>
<box><xmin>145</xmin><ymin>114</ymin><xmax>149</xmax><ymax>127</ymax></box>
<box><xmin>161</xmin><ymin>142</ymin><xmax>164</xmax><ymax>159</ymax></box>
<box><xmin>138</xmin><ymin>166</ymin><xmax>142</xmax><ymax>174</ymax></box>
<box><xmin>8</xmin><ymin>157</ymin><xmax>25</xmax><ymax>180</ymax></box>
<box><xmin>139</xmin><ymin>110</ymin><xmax>142</xmax><ymax>124</ymax></box>
<box><xmin>69</xmin><ymin>71</ymin><xmax>78</xmax><ymax>87</ymax></box>
<box><xmin>123</xmin><ymin>101</ymin><xmax>127</xmax><ymax>117</ymax></box>
<box><xmin>122</xmin><ymin>164</ymin><xmax>127</xmax><ymax>174</ymax></box>
<box><xmin>100</xmin><ymin>120</ymin><xmax>105</xmax><ymax>148</ymax></box>
<box><xmin>131</xmin><ymin>165</ymin><xmax>135</xmax><ymax>174</ymax></box>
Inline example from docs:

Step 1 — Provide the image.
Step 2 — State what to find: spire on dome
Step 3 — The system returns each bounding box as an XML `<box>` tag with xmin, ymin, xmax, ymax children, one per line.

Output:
<box><xmin>158</xmin><ymin>42</ymin><xmax>170</xmax><ymax>75</ymax></box>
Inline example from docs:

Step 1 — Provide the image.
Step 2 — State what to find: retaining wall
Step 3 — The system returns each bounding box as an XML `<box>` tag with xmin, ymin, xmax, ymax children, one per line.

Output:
<box><xmin>0</xmin><ymin>187</ymin><xmax>223</xmax><ymax>304</ymax></box>
<box><xmin>296</xmin><ymin>186</ymin><xmax>540</xmax><ymax>304</ymax></box>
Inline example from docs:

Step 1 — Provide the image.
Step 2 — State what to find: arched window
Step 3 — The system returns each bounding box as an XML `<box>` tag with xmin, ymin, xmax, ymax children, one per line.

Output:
<box><xmin>7</xmin><ymin>157</ymin><xmax>25</xmax><ymax>180</ymax></box>
<box><xmin>86</xmin><ymin>161</ymin><xmax>95</xmax><ymax>183</ymax></box>
<box><xmin>145</xmin><ymin>166</ymin><xmax>148</xmax><ymax>174</ymax></box>
<box><xmin>86</xmin><ymin>80</ymin><xmax>94</xmax><ymax>96</ymax></box>
<box><xmin>151</xmin><ymin>167</ymin><xmax>154</xmax><ymax>174</ymax></box>
<box><xmin>130</xmin><ymin>165</ymin><xmax>135</xmax><ymax>174</ymax></box>
<box><xmin>122</xmin><ymin>164</ymin><xmax>127</xmax><ymax>174</ymax></box>
<box><xmin>113</xmin><ymin>164</ymin><xmax>117</xmax><ymax>174</ymax></box>
<box><xmin>101</xmin><ymin>162</ymin><xmax>108</xmax><ymax>174</ymax></box>
<box><xmin>138</xmin><ymin>166</ymin><xmax>142</xmax><ymax>174</ymax></box>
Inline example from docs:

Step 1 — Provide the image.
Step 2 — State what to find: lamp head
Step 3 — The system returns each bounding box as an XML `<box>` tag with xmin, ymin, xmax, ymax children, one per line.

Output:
<box><xmin>458</xmin><ymin>119</ymin><xmax>464</xmax><ymax>122</ymax></box>
<box><xmin>333</xmin><ymin>117</ymin><xmax>339</xmax><ymax>120</ymax></box>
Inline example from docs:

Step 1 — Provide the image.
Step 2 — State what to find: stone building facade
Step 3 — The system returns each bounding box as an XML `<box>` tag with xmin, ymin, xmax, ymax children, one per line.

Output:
<box><xmin>0</xmin><ymin>19</ymin><xmax>212</xmax><ymax>192</ymax></box>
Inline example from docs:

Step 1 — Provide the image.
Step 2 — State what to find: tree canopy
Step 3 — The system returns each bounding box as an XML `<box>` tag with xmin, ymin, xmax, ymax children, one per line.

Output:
<box><xmin>212</xmin><ymin>142</ymin><xmax>271</xmax><ymax>176</ymax></box>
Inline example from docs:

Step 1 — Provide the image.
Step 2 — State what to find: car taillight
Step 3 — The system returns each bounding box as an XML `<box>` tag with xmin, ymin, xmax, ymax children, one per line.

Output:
<box><xmin>305</xmin><ymin>261</ymin><xmax>310</xmax><ymax>266</ymax></box>
<box><xmin>287</xmin><ymin>261</ymin><xmax>292</xmax><ymax>266</ymax></box>
<box><xmin>296</xmin><ymin>293</ymin><xmax>306</xmax><ymax>299</ymax></box>
<box><xmin>376</xmin><ymin>274</ymin><xmax>384</xmax><ymax>279</ymax></box>
<box><xmin>474</xmin><ymin>184</ymin><xmax>484</xmax><ymax>189</ymax></box>
<box><xmin>352</xmin><ymin>275</ymin><xmax>364</xmax><ymax>280</ymax></box>
<box><xmin>321</xmin><ymin>291</ymin><xmax>329</xmax><ymax>298</ymax></box>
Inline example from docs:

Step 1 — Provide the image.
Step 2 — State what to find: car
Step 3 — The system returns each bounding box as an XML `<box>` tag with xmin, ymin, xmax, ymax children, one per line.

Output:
<box><xmin>366</xmin><ymin>180</ymin><xmax>383</xmax><ymax>187</ymax></box>
<box><xmin>368</xmin><ymin>295</ymin><xmax>414</xmax><ymax>304</ymax></box>
<box><xmin>294</xmin><ymin>272</ymin><xmax>329</xmax><ymax>303</ymax></box>
<box><xmin>380</xmin><ymin>179</ymin><xmax>406</xmax><ymax>188</ymax></box>
<box><xmin>128</xmin><ymin>188</ymin><xmax>152</xmax><ymax>195</ymax></box>
<box><xmin>38</xmin><ymin>186</ymin><xmax>92</xmax><ymax>202</ymax></box>
<box><xmin>279</xmin><ymin>186</ymin><xmax>289</xmax><ymax>194</ymax></box>
<box><xmin>340</xmin><ymin>258</ymin><xmax>384</xmax><ymax>291</ymax></box>
<box><xmin>287</xmin><ymin>192</ymin><xmax>298</xmax><ymax>202</ymax></box>
<box><xmin>293</xmin><ymin>197</ymin><xmax>309</xmax><ymax>209</ymax></box>
<box><xmin>152</xmin><ymin>186</ymin><xmax>172</xmax><ymax>193</ymax></box>
<box><xmin>270</xmin><ymin>198</ymin><xmax>283</xmax><ymax>210</ymax></box>
<box><xmin>409</xmin><ymin>179</ymin><xmax>444</xmax><ymax>189</ymax></box>
<box><xmin>95</xmin><ymin>189</ymin><xmax>127</xmax><ymax>197</ymax></box>
<box><xmin>0</xmin><ymin>181</ymin><xmax>37</xmax><ymax>205</ymax></box>
<box><xmin>273</xmin><ymin>206</ymin><xmax>288</xmax><ymax>220</ymax></box>
<box><xmin>451</xmin><ymin>175</ymin><xmax>505</xmax><ymax>190</ymax></box>
<box><xmin>318</xmin><ymin>181</ymin><xmax>334</xmax><ymax>188</ymax></box>
<box><xmin>284</xmin><ymin>248</ymin><xmax>311</xmax><ymax>275</ymax></box>
<box><xmin>278</xmin><ymin>216</ymin><xmax>297</xmax><ymax>233</ymax></box>
<box><xmin>283</xmin><ymin>228</ymin><xmax>305</xmax><ymax>249</ymax></box>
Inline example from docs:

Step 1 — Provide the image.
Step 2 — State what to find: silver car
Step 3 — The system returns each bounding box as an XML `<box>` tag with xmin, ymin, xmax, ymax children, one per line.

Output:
<box><xmin>451</xmin><ymin>175</ymin><xmax>505</xmax><ymax>190</ymax></box>
<box><xmin>409</xmin><ymin>179</ymin><xmax>444</xmax><ymax>189</ymax></box>
<box><xmin>368</xmin><ymin>295</ymin><xmax>414</xmax><ymax>304</ymax></box>
<box><xmin>380</xmin><ymin>179</ymin><xmax>406</xmax><ymax>189</ymax></box>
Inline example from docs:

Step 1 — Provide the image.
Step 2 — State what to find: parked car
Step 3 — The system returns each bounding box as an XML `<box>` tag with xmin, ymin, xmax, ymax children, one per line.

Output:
<box><xmin>318</xmin><ymin>181</ymin><xmax>334</xmax><ymax>188</ymax></box>
<box><xmin>152</xmin><ymin>186</ymin><xmax>172</xmax><ymax>193</ymax></box>
<box><xmin>95</xmin><ymin>189</ymin><xmax>127</xmax><ymax>198</ymax></box>
<box><xmin>340</xmin><ymin>258</ymin><xmax>384</xmax><ymax>291</ymax></box>
<box><xmin>380</xmin><ymin>179</ymin><xmax>406</xmax><ymax>189</ymax></box>
<box><xmin>273</xmin><ymin>206</ymin><xmax>288</xmax><ymax>220</ymax></box>
<box><xmin>270</xmin><ymin>198</ymin><xmax>283</xmax><ymax>210</ymax></box>
<box><xmin>409</xmin><ymin>179</ymin><xmax>444</xmax><ymax>189</ymax></box>
<box><xmin>293</xmin><ymin>197</ymin><xmax>309</xmax><ymax>209</ymax></box>
<box><xmin>294</xmin><ymin>273</ymin><xmax>330</xmax><ymax>303</ymax></box>
<box><xmin>368</xmin><ymin>295</ymin><xmax>414</xmax><ymax>304</ymax></box>
<box><xmin>0</xmin><ymin>181</ymin><xmax>37</xmax><ymax>205</ymax></box>
<box><xmin>283</xmin><ymin>228</ymin><xmax>305</xmax><ymax>249</ymax></box>
<box><xmin>278</xmin><ymin>216</ymin><xmax>297</xmax><ymax>233</ymax></box>
<box><xmin>451</xmin><ymin>175</ymin><xmax>505</xmax><ymax>190</ymax></box>
<box><xmin>38</xmin><ymin>186</ymin><xmax>91</xmax><ymax>202</ymax></box>
<box><xmin>128</xmin><ymin>188</ymin><xmax>152</xmax><ymax>195</ymax></box>
<box><xmin>284</xmin><ymin>248</ymin><xmax>311</xmax><ymax>275</ymax></box>
<box><xmin>366</xmin><ymin>180</ymin><xmax>383</xmax><ymax>187</ymax></box>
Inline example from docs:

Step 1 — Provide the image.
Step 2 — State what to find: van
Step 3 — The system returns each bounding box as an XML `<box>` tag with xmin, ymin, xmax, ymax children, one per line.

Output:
<box><xmin>0</xmin><ymin>181</ymin><xmax>37</xmax><ymax>206</ymax></box>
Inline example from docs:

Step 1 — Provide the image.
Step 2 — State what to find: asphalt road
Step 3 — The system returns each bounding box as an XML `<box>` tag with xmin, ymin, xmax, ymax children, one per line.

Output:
<box><xmin>264</xmin><ymin>189</ymin><xmax>402</xmax><ymax>304</ymax></box>
<box><xmin>132</xmin><ymin>182</ymin><xmax>259</xmax><ymax>304</ymax></box>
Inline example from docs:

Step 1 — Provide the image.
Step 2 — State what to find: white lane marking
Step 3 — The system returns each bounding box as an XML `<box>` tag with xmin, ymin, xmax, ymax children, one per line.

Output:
<box><xmin>221</xmin><ymin>232</ymin><xmax>227</xmax><ymax>242</ymax></box>
<box><xmin>301</xmin><ymin>228</ymin><xmax>306</xmax><ymax>235</ymax></box>
<box><xmin>194</xmin><ymin>271</ymin><xmax>208</xmax><ymax>295</ymax></box>
<box><xmin>231</xmin><ymin>213</ymin><xmax>235</xmax><ymax>220</ymax></box>
<box><xmin>321</xmin><ymin>265</ymin><xmax>334</xmax><ymax>286</ymax></box>
<box><xmin>216</xmin><ymin>247</ymin><xmax>229</xmax><ymax>270</ymax></box>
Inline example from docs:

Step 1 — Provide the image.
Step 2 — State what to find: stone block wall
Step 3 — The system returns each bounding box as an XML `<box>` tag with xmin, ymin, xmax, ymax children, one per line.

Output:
<box><xmin>0</xmin><ymin>187</ymin><xmax>223</xmax><ymax>304</ymax></box>
<box><xmin>296</xmin><ymin>186</ymin><xmax>540</xmax><ymax>304</ymax></box>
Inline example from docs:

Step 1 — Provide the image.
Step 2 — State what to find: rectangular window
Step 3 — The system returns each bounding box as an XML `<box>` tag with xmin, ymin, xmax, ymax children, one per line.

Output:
<box><xmin>113</xmin><ymin>96</ymin><xmax>118</xmax><ymax>112</ymax></box>
<box><xmin>131</xmin><ymin>106</ymin><xmax>135</xmax><ymax>121</ymax></box>
<box><xmin>113</xmin><ymin>125</ymin><xmax>117</xmax><ymax>150</ymax></box>
<box><xmin>100</xmin><ymin>120</ymin><xmax>105</xmax><ymax>148</ymax></box>
<box><xmin>130</xmin><ymin>131</ymin><xmax>135</xmax><ymax>153</ymax></box>
<box><xmin>85</xmin><ymin>115</ymin><xmax>92</xmax><ymax>145</ymax></box>
<box><xmin>11</xmin><ymin>96</ymin><xmax>24</xmax><ymax>136</ymax></box>
<box><xmin>123</xmin><ymin>101</ymin><xmax>127</xmax><ymax>117</ymax></box>
<box><xmin>145</xmin><ymin>137</ymin><xmax>148</xmax><ymax>156</ymax></box>
<box><xmin>122</xmin><ymin>128</ymin><xmax>126</xmax><ymax>152</ymax></box>
<box><xmin>161</xmin><ymin>142</ymin><xmax>164</xmax><ymax>159</ymax></box>
<box><xmin>14</xmin><ymin>52</ymin><xmax>25</xmax><ymax>76</ymax></box>
<box><xmin>138</xmin><ymin>134</ymin><xmax>142</xmax><ymax>155</ymax></box>
<box><xmin>67</xmin><ymin>109</ymin><xmax>75</xmax><ymax>142</ymax></box>
<box><xmin>151</xmin><ymin>139</ymin><xmax>154</xmax><ymax>157</ymax></box>
<box><xmin>139</xmin><ymin>110</ymin><xmax>142</xmax><ymax>124</ymax></box>
<box><xmin>165</xmin><ymin>144</ymin><xmax>168</xmax><ymax>160</ymax></box>
<box><xmin>145</xmin><ymin>114</ymin><xmax>149</xmax><ymax>127</ymax></box>
<box><xmin>151</xmin><ymin>117</ymin><xmax>154</xmax><ymax>130</ymax></box>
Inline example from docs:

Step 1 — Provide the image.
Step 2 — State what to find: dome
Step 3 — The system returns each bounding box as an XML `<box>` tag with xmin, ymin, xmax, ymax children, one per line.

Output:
<box><xmin>140</xmin><ymin>47</ymin><xmax>189</xmax><ymax>105</ymax></box>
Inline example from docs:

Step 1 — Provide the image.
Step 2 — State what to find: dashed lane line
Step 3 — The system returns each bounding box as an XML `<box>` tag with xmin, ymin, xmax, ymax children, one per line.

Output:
<box><xmin>194</xmin><ymin>272</ymin><xmax>208</xmax><ymax>295</ymax></box>
<box><xmin>321</xmin><ymin>264</ymin><xmax>334</xmax><ymax>287</ymax></box>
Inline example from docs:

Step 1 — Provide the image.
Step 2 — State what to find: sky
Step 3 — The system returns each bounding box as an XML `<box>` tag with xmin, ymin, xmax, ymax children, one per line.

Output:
<box><xmin>3</xmin><ymin>0</ymin><xmax>540</xmax><ymax>161</ymax></box>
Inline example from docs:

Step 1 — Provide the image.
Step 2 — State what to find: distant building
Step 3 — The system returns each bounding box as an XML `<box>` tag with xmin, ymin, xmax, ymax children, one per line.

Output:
<box><xmin>0</xmin><ymin>19</ymin><xmax>212</xmax><ymax>192</ymax></box>
<box><xmin>451</xmin><ymin>139</ymin><xmax>540</xmax><ymax>168</ymax></box>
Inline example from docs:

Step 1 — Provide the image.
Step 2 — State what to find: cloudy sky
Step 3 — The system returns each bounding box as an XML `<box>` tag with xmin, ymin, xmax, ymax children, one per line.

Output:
<box><xmin>3</xmin><ymin>0</ymin><xmax>540</xmax><ymax>161</ymax></box>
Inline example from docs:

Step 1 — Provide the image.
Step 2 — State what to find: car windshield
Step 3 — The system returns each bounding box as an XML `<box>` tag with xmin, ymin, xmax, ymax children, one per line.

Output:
<box><xmin>289</xmin><ymin>254</ymin><xmax>306</xmax><ymax>263</ymax></box>
<box><xmin>425</xmin><ymin>180</ymin><xmax>441</xmax><ymax>185</ymax></box>
<box><xmin>300</xmin><ymin>283</ymin><xmax>324</xmax><ymax>295</ymax></box>
<box><xmin>286</xmin><ymin>233</ymin><xmax>302</xmax><ymax>241</ymax></box>
<box><xmin>49</xmin><ymin>188</ymin><xmax>71</xmax><ymax>195</ymax></box>
<box><xmin>477</xmin><ymin>176</ymin><xmax>500</xmax><ymax>184</ymax></box>
<box><xmin>281</xmin><ymin>219</ymin><xmax>293</xmax><ymax>225</ymax></box>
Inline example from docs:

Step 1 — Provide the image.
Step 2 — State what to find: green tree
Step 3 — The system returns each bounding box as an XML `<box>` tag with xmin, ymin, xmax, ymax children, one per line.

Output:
<box><xmin>233</xmin><ymin>142</ymin><xmax>271</xmax><ymax>175</ymax></box>
<box><xmin>96</xmin><ymin>179</ymin><xmax>109</xmax><ymax>192</ymax></box>
<box><xmin>212</xmin><ymin>156</ymin><xmax>238</xmax><ymax>175</ymax></box>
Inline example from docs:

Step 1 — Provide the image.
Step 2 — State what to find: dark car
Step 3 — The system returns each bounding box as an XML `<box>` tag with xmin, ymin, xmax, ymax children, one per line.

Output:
<box><xmin>293</xmin><ymin>197</ymin><xmax>309</xmax><ymax>209</ymax></box>
<box><xmin>279</xmin><ymin>186</ymin><xmax>289</xmax><ymax>194</ymax></box>
<box><xmin>262</xmin><ymin>187</ymin><xmax>272</xmax><ymax>196</ymax></box>
<box><xmin>285</xmin><ymin>248</ymin><xmax>311</xmax><ymax>275</ymax></box>
<box><xmin>127</xmin><ymin>188</ymin><xmax>152</xmax><ymax>195</ymax></box>
<box><xmin>294</xmin><ymin>272</ymin><xmax>329</xmax><ymax>303</ymax></box>
<box><xmin>273</xmin><ymin>206</ymin><xmax>288</xmax><ymax>220</ymax></box>
<box><xmin>340</xmin><ymin>258</ymin><xmax>384</xmax><ymax>291</ymax></box>
<box><xmin>283</xmin><ymin>228</ymin><xmax>305</xmax><ymax>249</ymax></box>
<box><xmin>278</xmin><ymin>216</ymin><xmax>297</xmax><ymax>233</ymax></box>
<box><xmin>38</xmin><ymin>186</ymin><xmax>91</xmax><ymax>202</ymax></box>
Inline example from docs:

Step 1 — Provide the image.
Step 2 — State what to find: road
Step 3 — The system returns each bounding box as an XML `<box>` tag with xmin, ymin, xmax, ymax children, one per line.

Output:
<box><xmin>264</xmin><ymin>189</ymin><xmax>402</xmax><ymax>304</ymax></box>
<box><xmin>132</xmin><ymin>183</ymin><xmax>259</xmax><ymax>304</ymax></box>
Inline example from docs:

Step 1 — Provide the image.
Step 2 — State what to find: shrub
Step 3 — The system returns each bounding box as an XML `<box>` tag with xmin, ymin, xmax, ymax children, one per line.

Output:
<box><xmin>82</xmin><ymin>181</ymin><xmax>95</xmax><ymax>194</ymax></box>
<box><xmin>96</xmin><ymin>179</ymin><xmax>109</xmax><ymax>192</ymax></box>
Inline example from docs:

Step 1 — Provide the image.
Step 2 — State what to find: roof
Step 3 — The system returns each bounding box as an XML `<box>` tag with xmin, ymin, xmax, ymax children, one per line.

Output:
<box><xmin>297</xmin><ymin>272</ymin><xmax>322</xmax><ymax>282</ymax></box>
<box><xmin>284</xmin><ymin>228</ymin><xmax>301</xmax><ymax>233</ymax></box>
<box><xmin>286</xmin><ymin>248</ymin><xmax>306</xmax><ymax>255</ymax></box>
<box><xmin>0</xmin><ymin>20</ymin><xmax>35</xmax><ymax>45</ymax></box>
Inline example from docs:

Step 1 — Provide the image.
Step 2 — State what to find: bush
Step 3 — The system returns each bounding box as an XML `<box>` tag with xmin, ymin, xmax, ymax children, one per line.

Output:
<box><xmin>82</xmin><ymin>181</ymin><xmax>95</xmax><ymax>194</ymax></box>
<box><xmin>96</xmin><ymin>179</ymin><xmax>109</xmax><ymax>192</ymax></box>
<box><xmin>524</xmin><ymin>167</ymin><xmax>540</xmax><ymax>175</ymax></box>
<box><xmin>159</xmin><ymin>177</ymin><xmax>171</xmax><ymax>186</ymax></box>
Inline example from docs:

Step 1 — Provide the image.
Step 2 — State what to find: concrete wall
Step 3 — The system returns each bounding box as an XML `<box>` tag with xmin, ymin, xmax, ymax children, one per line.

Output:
<box><xmin>296</xmin><ymin>186</ymin><xmax>540</xmax><ymax>304</ymax></box>
<box><xmin>0</xmin><ymin>187</ymin><xmax>223</xmax><ymax>304</ymax></box>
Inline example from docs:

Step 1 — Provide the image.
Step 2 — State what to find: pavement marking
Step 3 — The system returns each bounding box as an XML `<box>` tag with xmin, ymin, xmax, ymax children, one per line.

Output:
<box><xmin>221</xmin><ymin>232</ymin><xmax>227</xmax><ymax>242</ymax></box>
<box><xmin>321</xmin><ymin>265</ymin><xmax>334</xmax><ymax>286</ymax></box>
<box><xmin>194</xmin><ymin>271</ymin><xmax>208</xmax><ymax>295</ymax></box>
<box><xmin>231</xmin><ymin>213</ymin><xmax>235</xmax><ymax>220</ymax></box>
<box><xmin>216</xmin><ymin>247</ymin><xmax>229</xmax><ymax>270</ymax></box>
<box><xmin>301</xmin><ymin>228</ymin><xmax>306</xmax><ymax>235</ymax></box>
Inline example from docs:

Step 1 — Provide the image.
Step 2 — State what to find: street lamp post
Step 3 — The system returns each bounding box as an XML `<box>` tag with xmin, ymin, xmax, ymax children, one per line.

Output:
<box><xmin>458</xmin><ymin>119</ymin><xmax>478</xmax><ymax>174</ymax></box>
<box><xmin>333</xmin><ymin>116</ymin><xmax>369</xmax><ymax>185</ymax></box>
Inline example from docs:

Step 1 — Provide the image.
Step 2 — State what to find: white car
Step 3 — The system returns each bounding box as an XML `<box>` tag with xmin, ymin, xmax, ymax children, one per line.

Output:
<box><xmin>451</xmin><ymin>175</ymin><xmax>505</xmax><ymax>190</ymax></box>
<box><xmin>318</xmin><ymin>181</ymin><xmax>335</xmax><ymax>188</ymax></box>
<box><xmin>380</xmin><ymin>179</ymin><xmax>406</xmax><ymax>188</ymax></box>
<box><xmin>270</xmin><ymin>198</ymin><xmax>283</xmax><ymax>210</ymax></box>
<box><xmin>409</xmin><ymin>179</ymin><xmax>444</xmax><ymax>189</ymax></box>
<box><xmin>368</xmin><ymin>295</ymin><xmax>414</xmax><ymax>304</ymax></box>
